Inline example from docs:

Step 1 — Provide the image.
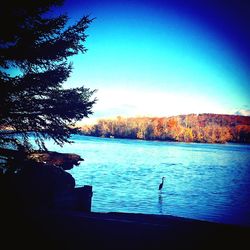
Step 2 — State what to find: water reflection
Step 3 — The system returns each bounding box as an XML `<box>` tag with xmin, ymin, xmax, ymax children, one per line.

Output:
<box><xmin>158</xmin><ymin>193</ymin><xmax>163</xmax><ymax>214</ymax></box>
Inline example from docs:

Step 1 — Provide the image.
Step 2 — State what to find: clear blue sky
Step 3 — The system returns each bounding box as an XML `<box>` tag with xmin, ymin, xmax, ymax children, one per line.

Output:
<box><xmin>60</xmin><ymin>0</ymin><xmax>250</xmax><ymax>121</ymax></box>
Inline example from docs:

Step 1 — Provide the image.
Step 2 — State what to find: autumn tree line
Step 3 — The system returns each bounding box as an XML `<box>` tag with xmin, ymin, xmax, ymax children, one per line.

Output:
<box><xmin>80</xmin><ymin>114</ymin><xmax>250</xmax><ymax>144</ymax></box>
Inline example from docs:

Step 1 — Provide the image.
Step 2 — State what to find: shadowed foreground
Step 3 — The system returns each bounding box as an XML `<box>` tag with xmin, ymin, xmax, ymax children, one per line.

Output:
<box><xmin>1</xmin><ymin>149</ymin><xmax>248</xmax><ymax>249</ymax></box>
<box><xmin>2</xmin><ymin>208</ymin><xmax>249</xmax><ymax>250</ymax></box>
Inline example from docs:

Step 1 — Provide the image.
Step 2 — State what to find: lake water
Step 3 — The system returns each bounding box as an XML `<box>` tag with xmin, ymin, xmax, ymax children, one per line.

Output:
<box><xmin>46</xmin><ymin>135</ymin><xmax>250</xmax><ymax>227</ymax></box>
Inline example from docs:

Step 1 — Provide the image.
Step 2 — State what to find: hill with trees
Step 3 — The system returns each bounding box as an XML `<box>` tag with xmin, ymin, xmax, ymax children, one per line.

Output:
<box><xmin>80</xmin><ymin>114</ymin><xmax>250</xmax><ymax>144</ymax></box>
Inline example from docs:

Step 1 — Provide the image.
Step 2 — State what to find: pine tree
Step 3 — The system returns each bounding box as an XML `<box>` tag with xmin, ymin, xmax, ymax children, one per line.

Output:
<box><xmin>0</xmin><ymin>0</ymin><xmax>96</xmax><ymax>150</ymax></box>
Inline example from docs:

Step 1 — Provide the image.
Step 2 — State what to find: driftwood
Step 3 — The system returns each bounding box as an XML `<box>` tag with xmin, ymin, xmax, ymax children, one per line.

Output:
<box><xmin>0</xmin><ymin>148</ymin><xmax>84</xmax><ymax>170</ymax></box>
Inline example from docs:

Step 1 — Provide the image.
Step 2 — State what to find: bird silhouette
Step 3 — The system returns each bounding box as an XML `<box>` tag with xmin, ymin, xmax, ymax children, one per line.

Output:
<box><xmin>159</xmin><ymin>177</ymin><xmax>165</xmax><ymax>191</ymax></box>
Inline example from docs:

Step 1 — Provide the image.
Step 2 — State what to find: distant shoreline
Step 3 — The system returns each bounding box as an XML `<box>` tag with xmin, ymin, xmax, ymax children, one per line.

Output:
<box><xmin>79</xmin><ymin>114</ymin><xmax>250</xmax><ymax>144</ymax></box>
<box><xmin>78</xmin><ymin>133</ymin><xmax>250</xmax><ymax>145</ymax></box>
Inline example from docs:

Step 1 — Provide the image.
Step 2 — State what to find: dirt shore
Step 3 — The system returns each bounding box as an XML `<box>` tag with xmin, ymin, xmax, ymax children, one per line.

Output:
<box><xmin>2</xmin><ymin>208</ymin><xmax>249</xmax><ymax>250</ymax></box>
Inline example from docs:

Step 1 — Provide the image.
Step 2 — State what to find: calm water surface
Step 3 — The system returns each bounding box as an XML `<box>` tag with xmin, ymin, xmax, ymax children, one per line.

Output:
<box><xmin>46</xmin><ymin>135</ymin><xmax>250</xmax><ymax>227</ymax></box>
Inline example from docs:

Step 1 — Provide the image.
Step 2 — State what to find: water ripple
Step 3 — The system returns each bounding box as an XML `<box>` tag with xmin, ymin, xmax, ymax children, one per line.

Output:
<box><xmin>46</xmin><ymin>135</ymin><xmax>250</xmax><ymax>227</ymax></box>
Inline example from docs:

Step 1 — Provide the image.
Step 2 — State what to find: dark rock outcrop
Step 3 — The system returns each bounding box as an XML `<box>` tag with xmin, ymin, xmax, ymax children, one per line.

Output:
<box><xmin>1</xmin><ymin>163</ymin><xmax>76</xmax><ymax>209</ymax></box>
<box><xmin>28</xmin><ymin>151</ymin><xmax>84</xmax><ymax>170</ymax></box>
<box><xmin>0</xmin><ymin>148</ymin><xmax>84</xmax><ymax>210</ymax></box>
<box><xmin>0</xmin><ymin>148</ymin><xmax>84</xmax><ymax>171</ymax></box>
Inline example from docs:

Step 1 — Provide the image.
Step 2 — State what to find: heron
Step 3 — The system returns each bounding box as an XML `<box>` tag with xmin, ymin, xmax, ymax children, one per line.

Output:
<box><xmin>159</xmin><ymin>177</ymin><xmax>166</xmax><ymax>191</ymax></box>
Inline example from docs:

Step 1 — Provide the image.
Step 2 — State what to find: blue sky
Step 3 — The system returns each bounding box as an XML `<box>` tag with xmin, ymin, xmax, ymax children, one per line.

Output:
<box><xmin>60</xmin><ymin>0</ymin><xmax>250</xmax><ymax>122</ymax></box>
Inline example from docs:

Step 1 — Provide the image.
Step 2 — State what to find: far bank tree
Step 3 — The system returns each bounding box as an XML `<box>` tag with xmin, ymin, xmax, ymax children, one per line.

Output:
<box><xmin>0</xmin><ymin>0</ymin><xmax>96</xmax><ymax>153</ymax></box>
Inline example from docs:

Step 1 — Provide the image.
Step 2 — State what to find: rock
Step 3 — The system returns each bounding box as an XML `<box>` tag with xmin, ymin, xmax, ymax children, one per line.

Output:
<box><xmin>0</xmin><ymin>148</ymin><xmax>84</xmax><ymax>171</ymax></box>
<box><xmin>28</xmin><ymin>151</ymin><xmax>84</xmax><ymax>170</ymax></box>
<box><xmin>0</xmin><ymin>148</ymin><xmax>84</xmax><ymax>209</ymax></box>
<box><xmin>1</xmin><ymin>163</ymin><xmax>76</xmax><ymax>209</ymax></box>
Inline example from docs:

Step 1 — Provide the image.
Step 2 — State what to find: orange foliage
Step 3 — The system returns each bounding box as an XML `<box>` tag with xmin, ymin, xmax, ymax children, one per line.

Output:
<box><xmin>80</xmin><ymin>114</ymin><xmax>250</xmax><ymax>144</ymax></box>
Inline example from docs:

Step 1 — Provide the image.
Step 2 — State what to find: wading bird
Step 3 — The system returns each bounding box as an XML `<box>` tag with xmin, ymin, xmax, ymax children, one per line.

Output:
<box><xmin>159</xmin><ymin>177</ymin><xmax>165</xmax><ymax>191</ymax></box>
